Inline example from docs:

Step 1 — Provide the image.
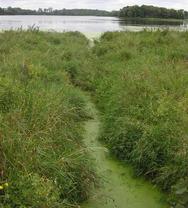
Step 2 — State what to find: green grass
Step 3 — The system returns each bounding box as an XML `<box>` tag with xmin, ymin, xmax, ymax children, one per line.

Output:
<box><xmin>73</xmin><ymin>30</ymin><xmax>188</xmax><ymax>207</ymax></box>
<box><xmin>1</xmin><ymin>30</ymin><xmax>188</xmax><ymax>208</ymax></box>
<box><xmin>0</xmin><ymin>30</ymin><xmax>96</xmax><ymax>207</ymax></box>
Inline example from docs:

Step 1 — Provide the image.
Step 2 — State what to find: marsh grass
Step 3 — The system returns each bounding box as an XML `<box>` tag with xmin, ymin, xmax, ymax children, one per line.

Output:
<box><xmin>0</xmin><ymin>31</ymin><xmax>96</xmax><ymax>207</ymax></box>
<box><xmin>75</xmin><ymin>30</ymin><xmax>188</xmax><ymax>207</ymax></box>
<box><xmin>1</xmin><ymin>29</ymin><xmax>188</xmax><ymax>208</ymax></box>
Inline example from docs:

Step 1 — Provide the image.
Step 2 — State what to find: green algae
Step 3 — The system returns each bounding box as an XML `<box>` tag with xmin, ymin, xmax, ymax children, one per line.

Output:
<box><xmin>82</xmin><ymin>99</ymin><xmax>168</xmax><ymax>208</ymax></box>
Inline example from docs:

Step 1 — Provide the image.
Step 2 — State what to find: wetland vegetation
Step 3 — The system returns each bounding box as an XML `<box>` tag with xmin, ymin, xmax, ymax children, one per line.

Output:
<box><xmin>0</xmin><ymin>31</ymin><xmax>96</xmax><ymax>207</ymax></box>
<box><xmin>72</xmin><ymin>30</ymin><xmax>188</xmax><ymax>208</ymax></box>
<box><xmin>0</xmin><ymin>30</ymin><xmax>188</xmax><ymax>208</ymax></box>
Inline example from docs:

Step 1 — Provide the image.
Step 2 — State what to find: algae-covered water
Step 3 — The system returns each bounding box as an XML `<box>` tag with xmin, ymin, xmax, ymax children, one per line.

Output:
<box><xmin>82</xmin><ymin>99</ymin><xmax>168</xmax><ymax>208</ymax></box>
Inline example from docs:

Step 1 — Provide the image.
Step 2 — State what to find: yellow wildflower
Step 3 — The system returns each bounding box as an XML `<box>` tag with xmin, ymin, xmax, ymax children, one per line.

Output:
<box><xmin>0</xmin><ymin>186</ymin><xmax>3</xmax><ymax>190</ymax></box>
<box><xmin>4</xmin><ymin>183</ymin><xmax>8</xmax><ymax>187</ymax></box>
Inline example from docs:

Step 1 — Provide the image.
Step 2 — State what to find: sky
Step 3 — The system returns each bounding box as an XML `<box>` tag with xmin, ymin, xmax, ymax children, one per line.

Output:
<box><xmin>0</xmin><ymin>0</ymin><xmax>187</xmax><ymax>11</ymax></box>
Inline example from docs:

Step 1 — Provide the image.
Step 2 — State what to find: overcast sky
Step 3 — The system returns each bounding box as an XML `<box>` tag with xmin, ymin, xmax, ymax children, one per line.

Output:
<box><xmin>0</xmin><ymin>0</ymin><xmax>187</xmax><ymax>11</ymax></box>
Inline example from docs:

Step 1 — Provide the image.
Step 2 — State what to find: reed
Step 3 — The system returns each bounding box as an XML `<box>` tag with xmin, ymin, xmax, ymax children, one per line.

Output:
<box><xmin>75</xmin><ymin>30</ymin><xmax>188</xmax><ymax>207</ymax></box>
<box><xmin>0</xmin><ymin>30</ymin><xmax>95</xmax><ymax>207</ymax></box>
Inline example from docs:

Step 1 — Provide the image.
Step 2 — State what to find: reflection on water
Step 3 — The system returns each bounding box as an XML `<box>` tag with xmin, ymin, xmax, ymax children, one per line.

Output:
<box><xmin>119</xmin><ymin>17</ymin><xmax>184</xmax><ymax>26</ymax></box>
<box><xmin>0</xmin><ymin>15</ymin><xmax>187</xmax><ymax>38</ymax></box>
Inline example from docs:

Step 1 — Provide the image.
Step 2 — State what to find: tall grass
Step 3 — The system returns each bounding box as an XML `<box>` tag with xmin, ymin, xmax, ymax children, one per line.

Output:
<box><xmin>0</xmin><ymin>31</ymin><xmax>95</xmax><ymax>207</ymax></box>
<box><xmin>1</xmin><ymin>30</ymin><xmax>188</xmax><ymax>208</ymax></box>
<box><xmin>75</xmin><ymin>31</ymin><xmax>188</xmax><ymax>207</ymax></box>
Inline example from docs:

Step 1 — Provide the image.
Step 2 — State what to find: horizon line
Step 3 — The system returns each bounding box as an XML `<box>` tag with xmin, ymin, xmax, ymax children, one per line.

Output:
<box><xmin>1</xmin><ymin>4</ymin><xmax>186</xmax><ymax>12</ymax></box>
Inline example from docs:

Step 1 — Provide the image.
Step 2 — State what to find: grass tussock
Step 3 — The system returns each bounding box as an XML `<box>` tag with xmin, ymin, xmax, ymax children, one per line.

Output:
<box><xmin>74</xmin><ymin>31</ymin><xmax>188</xmax><ymax>207</ymax></box>
<box><xmin>0</xmin><ymin>31</ymin><xmax>96</xmax><ymax>207</ymax></box>
<box><xmin>1</xmin><ymin>29</ymin><xmax>188</xmax><ymax>208</ymax></box>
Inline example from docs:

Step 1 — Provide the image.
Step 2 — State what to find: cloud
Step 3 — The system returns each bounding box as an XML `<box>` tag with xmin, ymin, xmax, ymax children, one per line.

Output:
<box><xmin>0</xmin><ymin>0</ymin><xmax>187</xmax><ymax>11</ymax></box>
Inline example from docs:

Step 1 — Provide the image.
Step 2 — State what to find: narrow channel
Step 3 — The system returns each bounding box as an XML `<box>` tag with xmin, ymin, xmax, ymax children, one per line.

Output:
<box><xmin>82</xmin><ymin>98</ymin><xmax>168</xmax><ymax>208</ymax></box>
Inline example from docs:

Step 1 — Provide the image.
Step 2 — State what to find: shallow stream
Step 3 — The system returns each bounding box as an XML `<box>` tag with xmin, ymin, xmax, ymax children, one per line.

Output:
<box><xmin>82</xmin><ymin>99</ymin><xmax>168</xmax><ymax>208</ymax></box>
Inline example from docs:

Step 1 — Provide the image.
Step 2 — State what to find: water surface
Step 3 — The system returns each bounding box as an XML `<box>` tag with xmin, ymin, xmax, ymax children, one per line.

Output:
<box><xmin>82</xmin><ymin>99</ymin><xmax>168</xmax><ymax>208</ymax></box>
<box><xmin>0</xmin><ymin>15</ymin><xmax>187</xmax><ymax>38</ymax></box>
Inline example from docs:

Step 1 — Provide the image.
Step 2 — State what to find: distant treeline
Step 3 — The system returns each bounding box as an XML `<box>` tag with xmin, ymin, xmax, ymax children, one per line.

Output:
<box><xmin>0</xmin><ymin>7</ymin><xmax>117</xmax><ymax>16</ymax></box>
<box><xmin>120</xmin><ymin>5</ymin><xmax>187</xmax><ymax>19</ymax></box>
<box><xmin>0</xmin><ymin>5</ymin><xmax>187</xmax><ymax>19</ymax></box>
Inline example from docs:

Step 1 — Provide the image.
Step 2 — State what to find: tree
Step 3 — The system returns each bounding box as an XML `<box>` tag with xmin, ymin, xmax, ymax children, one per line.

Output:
<box><xmin>119</xmin><ymin>5</ymin><xmax>185</xmax><ymax>19</ymax></box>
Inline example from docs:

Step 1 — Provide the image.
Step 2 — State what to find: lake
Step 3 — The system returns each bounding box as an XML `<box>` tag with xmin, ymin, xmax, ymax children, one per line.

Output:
<box><xmin>0</xmin><ymin>15</ymin><xmax>187</xmax><ymax>38</ymax></box>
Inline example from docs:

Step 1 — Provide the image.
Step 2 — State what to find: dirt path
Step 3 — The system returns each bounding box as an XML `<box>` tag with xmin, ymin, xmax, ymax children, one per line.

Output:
<box><xmin>81</xmin><ymin>98</ymin><xmax>168</xmax><ymax>208</ymax></box>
